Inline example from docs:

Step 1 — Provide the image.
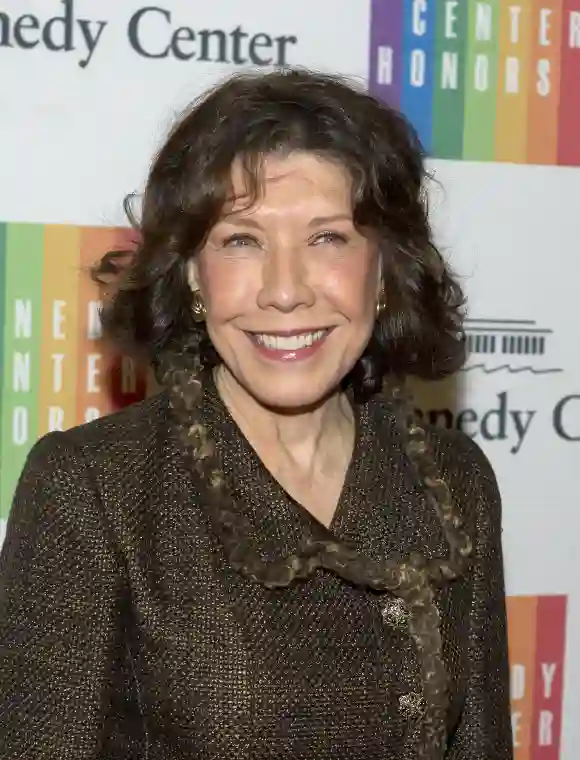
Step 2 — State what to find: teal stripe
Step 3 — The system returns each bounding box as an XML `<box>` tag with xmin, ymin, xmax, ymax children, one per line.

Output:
<box><xmin>431</xmin><ymin>0</ymin><xmax>469</xmax><ymax>159</ymax></box>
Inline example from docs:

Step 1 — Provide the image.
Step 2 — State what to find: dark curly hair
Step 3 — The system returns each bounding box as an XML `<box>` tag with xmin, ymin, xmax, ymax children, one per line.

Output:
<box><xmin>94</xmin><ymin>67</ymin><xmax>465</xmax><ymax>393</ymax></box>
<box><xmin>94</xmin><ymin>69</ymin><xmax>472</xmax><ymax>760</ymax></box>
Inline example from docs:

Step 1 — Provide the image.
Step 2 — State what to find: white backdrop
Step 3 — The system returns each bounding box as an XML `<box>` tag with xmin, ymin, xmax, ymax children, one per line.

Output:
<box><xmin>0</xmin><ymin>1</ymin><xmax>578</xmax><ymax>758</ymax></box>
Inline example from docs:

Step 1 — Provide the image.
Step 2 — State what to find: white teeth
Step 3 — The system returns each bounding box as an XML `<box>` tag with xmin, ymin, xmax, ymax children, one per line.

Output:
<box><xmin>254</xmin><ymin>330</ymin><xmax>326</xmax><ymax>350</ymax></box>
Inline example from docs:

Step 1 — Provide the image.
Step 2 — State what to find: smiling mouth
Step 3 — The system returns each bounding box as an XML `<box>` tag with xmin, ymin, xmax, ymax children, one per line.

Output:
<box><xmin>248</xmin><ymin>329</ymin><xmax>331</xmax><ymax>351</ymax></box>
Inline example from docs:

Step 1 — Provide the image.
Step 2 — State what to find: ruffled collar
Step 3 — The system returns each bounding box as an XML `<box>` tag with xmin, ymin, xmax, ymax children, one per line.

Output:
<box><xmin>189</xmin><ymin>373</ymin><xmax>450</xmax><ymax>579</ymax></box>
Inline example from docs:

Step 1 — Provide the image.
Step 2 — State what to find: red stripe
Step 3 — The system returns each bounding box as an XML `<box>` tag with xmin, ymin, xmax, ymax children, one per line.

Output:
<box><xmin>557</xmin><ymin>0</ymin><xmax>580</xmax><ymax>164</ymax></box>
<box><xmin>531</xmin><ymin>596</ymin><xmax>567</xmax><ymax>760</ymax></box>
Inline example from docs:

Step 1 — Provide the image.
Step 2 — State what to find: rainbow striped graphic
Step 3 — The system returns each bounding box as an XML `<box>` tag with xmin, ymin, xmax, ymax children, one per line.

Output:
<box><xmin>369</xmin><ymin>0</ymin><xmax>580</xmax><ymax>166</ymax></box>
<box><xmin>507</xmin><ymin>595</ymin><xmax>568</xmax><ymax>760</ymax></box>
<box><xmin>0</xmin><ymin>222</ymin><xmax>148</xmax><ymax>521</ymax></box>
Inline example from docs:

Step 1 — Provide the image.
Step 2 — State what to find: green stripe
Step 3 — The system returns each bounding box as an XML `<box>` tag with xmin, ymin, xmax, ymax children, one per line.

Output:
<box><xmin>0</xmin><ymin>224</ymin><xmax>44</xmax><ymax>518</ymax></box>
<box><xmin>0</xmin><ymin>223</ymin><xmax>6</xmax><ymax>519</ymax></box>
<box><xmin>462</xmin><ymin>0</ymin><xmax>499</xmax><ymax>161</ymax></box>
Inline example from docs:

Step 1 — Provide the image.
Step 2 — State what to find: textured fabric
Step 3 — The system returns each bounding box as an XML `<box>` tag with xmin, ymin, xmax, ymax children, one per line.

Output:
<box><xmin>0</xmin><ymin>386</ymin><xmax>513</xmax><ymax>759</ymax></box>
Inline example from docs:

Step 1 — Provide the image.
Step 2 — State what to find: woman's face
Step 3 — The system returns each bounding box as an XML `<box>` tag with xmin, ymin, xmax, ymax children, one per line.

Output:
<box><xmin>190</xmin><ymin>152</ymin><xmax>381</xmax><ymax>411</ymax></box>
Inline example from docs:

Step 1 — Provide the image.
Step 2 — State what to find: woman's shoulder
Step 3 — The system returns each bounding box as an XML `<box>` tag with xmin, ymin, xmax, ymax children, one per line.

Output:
<box><xmin>369</xmin><ymin>392</ymin><xmax>502</xmax><ymax>531</ymax></box>
<box><xmin>64</xmin><ymin>390</ymin><xmax>170</xmax><ymax>450</ymax></box>
<box><xmin>422</xmin><ymin>422</ymin><xmax>502</xmax><ymax>531</ymax></box>
<box><xmin>423</xmin><ymin>422</ymin><xmax>496</xmax><ymax>482</ymax></box>
<box><xmin>6</xmin><ymin>393</ymin><xmax>174</xmax><ymax>555</ymax></box>
<box><xmin>370</xmin><ymin>391</ymin><xmax>498</xmax><ymax>496</ymax></box>
<box><xmin>22</xmin><ymin>391</ymin><xmax>172</xmax><ymax>491</ymax></box>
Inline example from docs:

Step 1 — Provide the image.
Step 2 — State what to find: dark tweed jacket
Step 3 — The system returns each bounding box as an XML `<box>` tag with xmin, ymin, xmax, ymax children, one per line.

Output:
<box><xmin>0</xmin><ymin>386</ymin><xmax>513</xmax><ymax>759</ymax></box>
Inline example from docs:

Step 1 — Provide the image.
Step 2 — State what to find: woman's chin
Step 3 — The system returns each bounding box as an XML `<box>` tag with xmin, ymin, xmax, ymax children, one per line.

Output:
<box><xmin>246</xmin><ymin>381</ymin><xmax>338</xmax><ymax>415</ymax></box>
<box><xmin>215</xmin><ymin>362</ymin><xmax>344</xmax><ymax>415</ymax></box>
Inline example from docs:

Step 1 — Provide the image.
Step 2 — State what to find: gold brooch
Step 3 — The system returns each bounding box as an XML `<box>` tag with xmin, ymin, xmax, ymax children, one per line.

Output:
<box><xmin>381</xmin><ymin>597</ymin><xmax>409</xmax><ymax>631</ymax></box>
<box><xmin>399</xmin><ymin>692</ymin><xmax>426</xmax><ymax>720</ymax></box>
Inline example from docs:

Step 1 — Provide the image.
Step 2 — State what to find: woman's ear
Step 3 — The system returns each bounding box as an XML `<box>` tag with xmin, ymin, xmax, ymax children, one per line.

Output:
<box><xmin>187</xmin><ymin>259</ymin><xmax>199</xmax><ymax>292</ymax></box>
<box><xmin>376</xmin><ymin>256</ymin><xmax>384</xmax><ymax>298</ymax></box>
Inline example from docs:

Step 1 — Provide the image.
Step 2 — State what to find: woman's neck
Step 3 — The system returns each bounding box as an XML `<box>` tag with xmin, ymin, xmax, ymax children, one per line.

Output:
<box><xmin>214</xmin><ymin>365</ymin><xmax>354</xmax><ymax>477</ymax></box>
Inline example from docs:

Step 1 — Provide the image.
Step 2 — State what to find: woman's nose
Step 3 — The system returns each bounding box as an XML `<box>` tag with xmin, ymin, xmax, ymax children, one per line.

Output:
<box><xmin>256</xmin><ymin>244</ymin><xmax>315</xmax><ymax>312</ymax></box>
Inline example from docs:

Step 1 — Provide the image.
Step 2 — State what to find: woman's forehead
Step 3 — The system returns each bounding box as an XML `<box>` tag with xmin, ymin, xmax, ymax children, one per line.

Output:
<box><xmin>224</xmin><ymin>153</ymin><xmax>353</xmax><ymax>213</ymax></box>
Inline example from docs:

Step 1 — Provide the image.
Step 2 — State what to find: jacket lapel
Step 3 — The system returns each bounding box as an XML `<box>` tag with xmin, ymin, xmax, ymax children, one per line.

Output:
<box><xmin>201</xmin><ymin>383</ymin><xmax>315</xmax><ymax>564</ymax></box>
<box><xmin>201</xmin><ymin>384</ymin><xmax>449</xmax><ymax>573</ymax></box>
<box><xmin>331</xmin><ymin>394</ymin><xmax>449</xmax><ymax>563</ymax></box>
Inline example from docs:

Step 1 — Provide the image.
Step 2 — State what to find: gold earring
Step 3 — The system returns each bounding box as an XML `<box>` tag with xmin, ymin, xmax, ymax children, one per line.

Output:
<box><xmin>191</xmin><ymin>290</ymin><xmax>206</xmax><ymax>323</ymax></box>
<box><xmin>376</xmin><ymin>291</ymin><xmax>387</xmax><ymax>319</ymax></box>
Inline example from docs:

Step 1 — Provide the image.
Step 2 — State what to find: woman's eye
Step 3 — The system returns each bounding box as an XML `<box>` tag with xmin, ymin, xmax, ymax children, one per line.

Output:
<box><xmin>223</xmin><ymin>233</ymin><xmax>258</xmax><ymax>248</ymax></box>
<box><xmin>311</xmin><ymin>231</ymin><xmax>348</xmax><ymax>245</ymax></box>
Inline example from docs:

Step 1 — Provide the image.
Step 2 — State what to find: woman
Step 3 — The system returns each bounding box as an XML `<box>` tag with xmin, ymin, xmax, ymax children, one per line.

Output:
<box><xmin>0</xmin><ymin>69</ymin><xmax>513</xmax><ymax>759</ymax></box>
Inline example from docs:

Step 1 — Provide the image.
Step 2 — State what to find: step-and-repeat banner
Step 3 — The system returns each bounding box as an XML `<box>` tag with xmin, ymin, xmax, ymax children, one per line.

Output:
<box><xmin>0</xmin><ymin>1</ymin><xmax>578</xmax><ymax>757</ymax></box>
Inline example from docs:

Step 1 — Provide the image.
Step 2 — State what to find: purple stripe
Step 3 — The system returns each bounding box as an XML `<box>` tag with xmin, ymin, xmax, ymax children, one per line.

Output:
<box><xmin>368</xmin><ymin>0</ymin><xmax>404</xmax><ymax>109</ymax></box>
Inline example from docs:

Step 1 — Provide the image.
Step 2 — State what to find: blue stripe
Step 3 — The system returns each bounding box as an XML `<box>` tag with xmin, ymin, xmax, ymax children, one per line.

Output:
<box><xmin>400</xmin><ymin>0</ymin><xmax>437</xmax><ymax>153</ymax></box>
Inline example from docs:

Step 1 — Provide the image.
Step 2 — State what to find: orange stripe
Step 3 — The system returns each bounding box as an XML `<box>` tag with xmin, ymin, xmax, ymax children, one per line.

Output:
<box><xmin>508</xmin><ymin>596</ymin><xmax>539</xmax><ymax>760</ymax></box>
<box><xmin>495</xmin><ymin>0</ymin><xmax>534</xmax><ymax>163</ymax></box>
<box><xmin>76</xmin><ymin>227</ymin><xmax>119</xmax><ymax>425</ymax></box>
<box><xmin>527</xmin><ymin>0</ymin><xmax>562</xmax><ymax>164</ymax></box>
<box><xmin>106</xmin><ymin>227</ymin><xmax>148</xmax><ymax>410</ymax></box>
<box><xmin>38</xmin><ymin>226</ymin><xmax>81</xmax><ymax>435</ymax></box>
